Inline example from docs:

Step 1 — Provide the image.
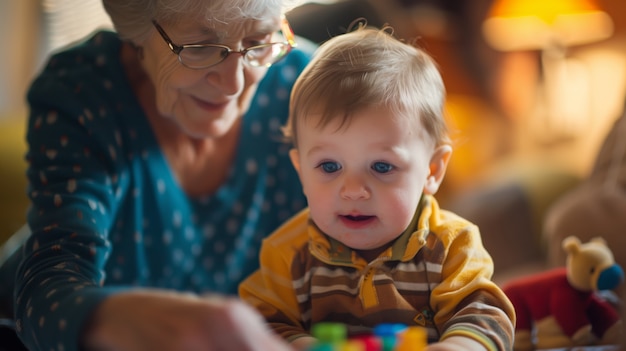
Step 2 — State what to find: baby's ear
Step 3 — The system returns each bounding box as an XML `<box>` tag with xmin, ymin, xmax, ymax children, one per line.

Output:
<box><xmin>290</xmin><ymin>149</ymin><xmax>308</xmax><ymax>196</ymax></box>
<box><xmin>289</xmin><ymin>148</ymin><xmax>301</xmax><ymax>175</ymax></box>
<box><xmin>424</xmin><ymin>145</ymin><xmax>452</xmax><ymax>195</ymax></box>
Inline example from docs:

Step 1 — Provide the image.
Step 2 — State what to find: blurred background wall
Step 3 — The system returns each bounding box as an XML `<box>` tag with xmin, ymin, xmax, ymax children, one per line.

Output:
<box><xmin>0</xmin><ymin>0</ymin><xmax>112</xmax><ymax>116</ymax></box>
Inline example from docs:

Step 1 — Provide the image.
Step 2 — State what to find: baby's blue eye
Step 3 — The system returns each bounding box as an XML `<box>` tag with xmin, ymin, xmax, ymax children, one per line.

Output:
<box><xmin>319</xmin><ymin>161</ymin><xmax>341</xmax><ymax>173</ymax></box>
<box><xmin>372</xmin><ymin>162</ymin><xmax>393</xmax><ymax>173</ymax></box>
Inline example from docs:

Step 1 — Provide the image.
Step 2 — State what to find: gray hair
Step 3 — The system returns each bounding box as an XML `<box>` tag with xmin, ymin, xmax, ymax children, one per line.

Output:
<box><xmin>102</xmin><ymin>0</ymin><xmax>302</xmax><ymax>43</ymax></box>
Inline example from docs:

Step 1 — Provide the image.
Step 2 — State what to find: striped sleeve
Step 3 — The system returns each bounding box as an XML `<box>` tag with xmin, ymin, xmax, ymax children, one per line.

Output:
<box><xmin>429</xmin><ymin>215</ymin><xmax>515</xmax><ymax>351</ymax></box>
<box><xmin>238</xmin><ymin>210</ymin><xmax>311</xmax><ymax>341</ymax></box>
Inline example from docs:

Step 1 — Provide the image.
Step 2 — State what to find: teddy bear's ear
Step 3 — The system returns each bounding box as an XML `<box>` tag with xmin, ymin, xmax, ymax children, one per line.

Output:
<box><xmin>562</xmin><ymin>236</ymin><xmax>581</xmax><ymax>254</ymax></box>
<box><xmin>589</xmin><ymin>237</ymin><xmax>607</xmax><ymax>245</ymax></box>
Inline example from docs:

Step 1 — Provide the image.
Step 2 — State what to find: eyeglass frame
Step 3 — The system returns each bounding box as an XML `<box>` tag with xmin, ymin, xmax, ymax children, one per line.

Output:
<box><xmin>151</xmin><ymin>17</ymin><xmax>297</xmax><ymax>70</ymax></box>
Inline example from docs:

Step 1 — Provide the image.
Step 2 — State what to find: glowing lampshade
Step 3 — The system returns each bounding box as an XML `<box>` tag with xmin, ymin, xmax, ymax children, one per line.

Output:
<box><xmin>483</xmin><ymin>0</ymin><xmax>613</xmax><ymax>51</ymax></box>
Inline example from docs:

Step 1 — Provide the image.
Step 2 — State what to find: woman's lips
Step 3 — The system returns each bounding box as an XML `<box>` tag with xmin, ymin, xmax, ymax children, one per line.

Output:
<box><xmin>192</xmin><ymin>96</ymin><xmax>229</xmax><ymax>112</ymax></box>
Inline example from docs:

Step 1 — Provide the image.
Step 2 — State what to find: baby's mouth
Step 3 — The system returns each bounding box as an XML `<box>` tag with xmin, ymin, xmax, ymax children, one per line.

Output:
<box><xmin>341</xmin><ymin>215</ymin><xmax>375</xmax><ymax>221</ymax></box>
<box><xmin>339</xmin><ymin>214</ymin><xmax>376</xmax><ymax>229</ymax></box>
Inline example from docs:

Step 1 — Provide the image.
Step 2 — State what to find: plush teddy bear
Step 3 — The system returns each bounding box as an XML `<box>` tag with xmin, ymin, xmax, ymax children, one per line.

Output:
<box><xmin>502</xmin><ymin>236</ymin><xmax>624</xmax><ymax>351</ymax></box>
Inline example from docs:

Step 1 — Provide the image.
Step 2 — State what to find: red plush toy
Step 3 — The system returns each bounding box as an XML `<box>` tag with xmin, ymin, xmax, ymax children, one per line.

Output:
<box><xmin>503</xmin><ymin>236</ymin><xmax>624</xmax><ymax>351</ymax></box>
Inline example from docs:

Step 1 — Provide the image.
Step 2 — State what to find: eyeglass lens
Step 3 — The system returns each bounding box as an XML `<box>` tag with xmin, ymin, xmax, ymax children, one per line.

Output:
<box><xmin>180</xmin><ymin>42</ymin><xmax>291</xmax><ymax>68</ymax></box>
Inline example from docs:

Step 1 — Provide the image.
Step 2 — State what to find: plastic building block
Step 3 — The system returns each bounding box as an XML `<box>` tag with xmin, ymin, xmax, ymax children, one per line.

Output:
<box><xmin>306</xmin><ymin>323</ymin><xmax>426</xmax><ymax>351</ymax></box>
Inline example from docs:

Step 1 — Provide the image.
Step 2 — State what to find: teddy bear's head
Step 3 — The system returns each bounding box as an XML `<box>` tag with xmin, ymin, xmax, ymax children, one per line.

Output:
<box><xmin>563</xmin><ymin>236</ymin><xmax>624</xmax><ymax>292</ymax></box>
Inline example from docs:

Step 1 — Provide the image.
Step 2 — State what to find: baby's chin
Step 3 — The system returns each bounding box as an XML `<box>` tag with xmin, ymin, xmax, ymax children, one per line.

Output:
<box><xmin>332</xmin><ymin>235</ymin><xmax>388</xmax><ymax>251</ymax></box>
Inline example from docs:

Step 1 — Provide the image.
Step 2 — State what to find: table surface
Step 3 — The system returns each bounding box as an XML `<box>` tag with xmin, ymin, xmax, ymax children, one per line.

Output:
<box><xmin>539</xmin><ymin>346</ymin><xmax>622</xmax><ymax>351</ymax></box>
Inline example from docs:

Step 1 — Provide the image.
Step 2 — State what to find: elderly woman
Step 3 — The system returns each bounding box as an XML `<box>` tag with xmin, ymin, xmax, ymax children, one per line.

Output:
<box><xmin>0</xmin><ymin>0</ymin><xmax>313</xmax><ymax>350</ymax></box>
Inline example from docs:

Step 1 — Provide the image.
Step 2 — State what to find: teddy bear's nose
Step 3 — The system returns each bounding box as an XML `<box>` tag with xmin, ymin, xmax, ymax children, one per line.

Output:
<box><xmin>597</xmin><ymin>264</ymin><xmax>625</xmax><ymax>290</ymax></box>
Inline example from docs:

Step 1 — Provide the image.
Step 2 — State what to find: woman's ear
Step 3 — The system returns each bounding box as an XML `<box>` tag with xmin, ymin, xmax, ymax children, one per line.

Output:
<box><xmin>424</xmin><ymin>145</ymin><xmax>453</xmax><ymax>195</ymax></box>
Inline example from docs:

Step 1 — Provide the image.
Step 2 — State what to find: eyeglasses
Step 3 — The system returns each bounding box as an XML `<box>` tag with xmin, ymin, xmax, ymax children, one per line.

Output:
<box><xmin>152</xmin><ymin>17</ymin><xmax>297</xmax><ymax>70</ymax></box>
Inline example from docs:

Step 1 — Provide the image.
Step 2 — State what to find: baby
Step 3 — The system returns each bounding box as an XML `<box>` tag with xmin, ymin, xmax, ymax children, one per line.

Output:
<box><xmin>240</xmin><ymin>23</ymin><xmax>515</xmax><ymax>351</ymax></box>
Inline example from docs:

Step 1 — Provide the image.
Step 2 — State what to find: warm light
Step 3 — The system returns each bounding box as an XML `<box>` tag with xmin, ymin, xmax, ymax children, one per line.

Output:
<box><xmin>488</xmin><ymin>0</ymin><xmax>601</xmax><ymax>23</ymax></box>
<box><xmin>483</xmin><ymin>0</ymin><xmax>613</xmax><ymax>51</ymax></box>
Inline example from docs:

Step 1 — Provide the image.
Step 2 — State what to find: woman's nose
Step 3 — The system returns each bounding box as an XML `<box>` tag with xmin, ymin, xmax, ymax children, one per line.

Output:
<box><xmin>205</xmin><ymin>53</ymin><xmax>244</xmax><ymax>96</ymax></box>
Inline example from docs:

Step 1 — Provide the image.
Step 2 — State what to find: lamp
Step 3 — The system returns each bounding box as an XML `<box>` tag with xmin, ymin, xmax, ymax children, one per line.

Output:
<box><xmin>483</xmin><ymin>0</ymin><xmax>613</xmax><ymax>52</ymax></box>
<box><xmin>482</xmin><ymin>0</ymin><xmax>614</xmax><ymax>143</ymax></box>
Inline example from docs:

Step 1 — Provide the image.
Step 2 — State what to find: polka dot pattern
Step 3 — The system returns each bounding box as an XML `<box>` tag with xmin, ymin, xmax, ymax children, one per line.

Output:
<box><xmin>4</xmin><ymin>30</ymin><xmax>313</xmax><ymax>351</ymax></box>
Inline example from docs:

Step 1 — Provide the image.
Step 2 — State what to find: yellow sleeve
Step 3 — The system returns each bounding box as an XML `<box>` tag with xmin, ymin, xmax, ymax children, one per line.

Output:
<box><xmin>238</xmin><ymin>210</ymin><xmax>312</xmax><ymax>341</ymax></box>
<box><xmin>429</xmin><ymin>217</ymin><xmax>516</xmax><ymax>351</ymax></box>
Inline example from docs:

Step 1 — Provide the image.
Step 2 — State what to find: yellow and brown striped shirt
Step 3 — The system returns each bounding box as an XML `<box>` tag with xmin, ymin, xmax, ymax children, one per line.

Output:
<box><xmin>239</xmin><ymin>195</ymin><xmax>515</xmax><ymax>350</ymax></box>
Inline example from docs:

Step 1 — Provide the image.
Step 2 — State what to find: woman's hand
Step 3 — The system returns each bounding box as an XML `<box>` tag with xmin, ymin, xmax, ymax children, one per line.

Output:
<box><xmin>290</xmin><ymin>336</ymin><xmax>317</xmax><ymax>351</ymax></box>
<box><xmin>82</xmin><ymin>289</ymin><xmax>293</xmax><ymax>351</ymax></box>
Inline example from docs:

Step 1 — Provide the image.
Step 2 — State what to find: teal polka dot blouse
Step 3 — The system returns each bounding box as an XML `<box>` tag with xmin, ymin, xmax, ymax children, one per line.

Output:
<box><xmin>9</xmin><ymin>31</ymin><xmax>311</xmax><ymax>351</ymax></box>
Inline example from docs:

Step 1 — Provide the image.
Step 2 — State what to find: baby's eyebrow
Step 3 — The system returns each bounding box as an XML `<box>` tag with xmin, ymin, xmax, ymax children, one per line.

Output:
<box><xmin>306</xmin><ymin>145</ymin><xmax>327</xmax><ymax>157</ymax></box>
